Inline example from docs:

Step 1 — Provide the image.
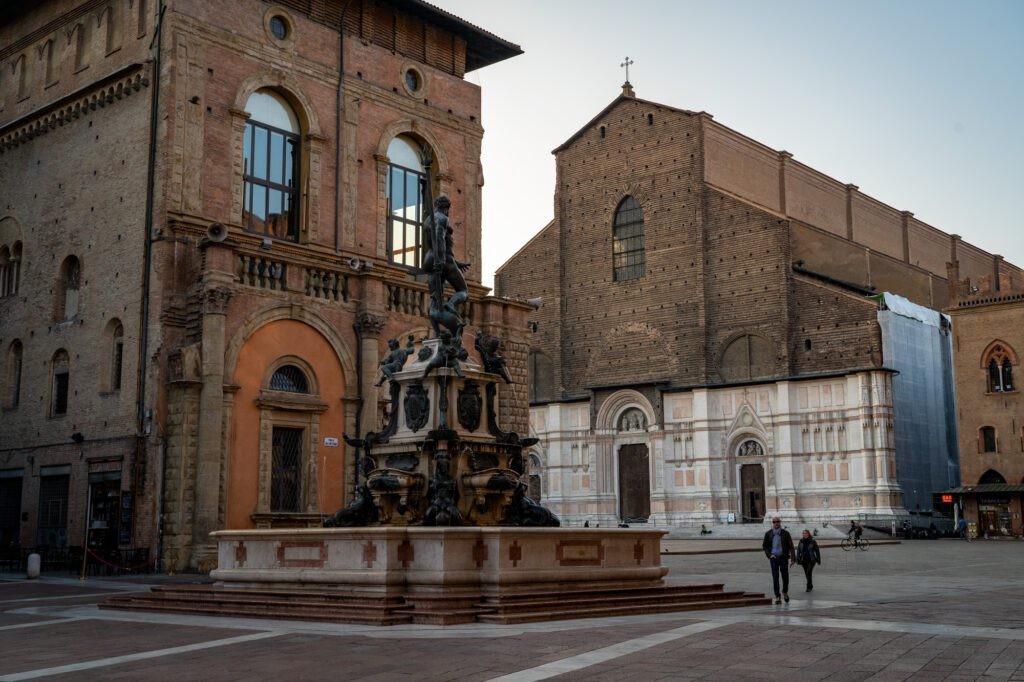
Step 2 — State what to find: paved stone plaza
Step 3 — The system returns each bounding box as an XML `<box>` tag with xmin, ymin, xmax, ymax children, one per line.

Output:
<box><xmin>1</xmin><ymin>540</ymin><xmax>1022</xmax><ymax>681</ymax></box>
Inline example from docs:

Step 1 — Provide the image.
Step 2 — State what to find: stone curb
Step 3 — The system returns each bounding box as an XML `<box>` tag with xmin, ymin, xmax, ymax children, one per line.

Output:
<box><xmin>661</xmin><ymin>539</ymin><xmax>902</xmax><ymax>555</ymax></box>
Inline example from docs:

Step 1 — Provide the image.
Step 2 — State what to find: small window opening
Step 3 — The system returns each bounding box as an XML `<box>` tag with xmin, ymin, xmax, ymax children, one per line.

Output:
<box><xmin>270</xmin><ymin>364</ymin><xmax>309</xmax><ymax>393</ymax></box>
<box><xmin>269</xmin><ymin>15</ymin><xmax>289</xmax><ymax>40</ymax></box>
<box><xmin>981</xmin><ymin>426</ymin><xmax>997</xmax><ymax>453</ymax></box>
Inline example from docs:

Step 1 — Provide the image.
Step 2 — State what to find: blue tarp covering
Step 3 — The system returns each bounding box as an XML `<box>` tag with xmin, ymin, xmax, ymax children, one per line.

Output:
<box><xmin>877</xmin><ymin>293</ymin><xmax>960</xmax><ymax>512</ymax></box>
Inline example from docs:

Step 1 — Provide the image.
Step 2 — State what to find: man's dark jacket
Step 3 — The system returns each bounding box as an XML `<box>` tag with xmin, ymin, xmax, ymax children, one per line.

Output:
<box><xmin>762</xmin><ymin>527</ymin><xmax>796</xmax><ymax>560</ymax></box>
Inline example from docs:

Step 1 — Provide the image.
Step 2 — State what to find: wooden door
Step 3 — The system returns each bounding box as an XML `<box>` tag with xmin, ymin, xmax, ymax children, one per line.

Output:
<box><xmin>618</xmin><ymin>444</ymin><xmax>650</xmax><ymax>522</ymax></box>
<box><xmin>740</xmin><ymin>463</ymin><xmax>765</xmax><ymax>523</ymax></box>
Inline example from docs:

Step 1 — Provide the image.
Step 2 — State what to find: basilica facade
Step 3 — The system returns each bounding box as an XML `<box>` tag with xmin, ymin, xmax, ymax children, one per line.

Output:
<box><xmin>497</xmin><ymin>84</ymin><xmax>1019</xmax><ymax>528</ymax></box>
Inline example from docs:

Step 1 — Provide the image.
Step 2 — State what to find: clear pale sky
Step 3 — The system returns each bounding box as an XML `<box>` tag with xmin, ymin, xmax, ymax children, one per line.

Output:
<box><xmin>437</xmin><ymin>0</ymin><xmax>1024</xmax><ymax>290</ymax></box>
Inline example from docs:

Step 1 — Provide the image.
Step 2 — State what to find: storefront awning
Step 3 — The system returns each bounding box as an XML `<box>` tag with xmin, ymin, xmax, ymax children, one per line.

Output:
<box><xmin>941</xmin><ymin>484</ymin><xmax>1024</xmax><ymax>495</ymax></box>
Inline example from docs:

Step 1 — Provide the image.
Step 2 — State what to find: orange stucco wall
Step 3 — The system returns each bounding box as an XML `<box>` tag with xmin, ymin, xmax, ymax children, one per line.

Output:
<box><xmin>228</xmin><ymin>319</ymin><xmax>347</xmax><ymax>528</ymax></box>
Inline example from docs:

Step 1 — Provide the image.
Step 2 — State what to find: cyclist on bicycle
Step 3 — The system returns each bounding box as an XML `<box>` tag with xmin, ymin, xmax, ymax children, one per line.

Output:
<box><xmin>848</xmin><ymin>520</ymin><xmax>863</xmax><ymax>540</ymax></box>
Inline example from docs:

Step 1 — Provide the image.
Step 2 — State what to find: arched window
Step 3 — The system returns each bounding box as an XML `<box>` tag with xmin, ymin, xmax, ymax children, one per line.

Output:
<box><xmin>979</xmin><ymin>469</ymin><xmax>1006</xmax><ymax>485</ymax></box>
<box><xmin>983</xmin><ymin>342</ymin><xmax>1015</xmax><ymax>392</ymax></box>
<box><xmin>529</xmin><ymin>349</ymin><xmax>554</xmax><ymax>402</ymax></box>
<box><xmin>269</xmin><ymin>364</ymin><xmax>309</xmax><ymax>393</ymax></box>
<box><xmin>980</xmin><ymin>426</ymin><xmax>997</xmax><ymax>453</ymax></box>
<box><xmin>612</xmin><ymin>196</ymin><xmax>645</xmax><ymax>281</ymax></box>
<box><xmin>9</xmin><ymin>242</ymin><xmax>20</xmax><ymax>296</ymax></box>
<box><xmin>110</xmin><ymin>322</ymin><xmax>124</xmax><ymax>392</ymax></box>
<box><xmin>243</xmin><ymin>89</ymin><xmax>300</xmax><ymax>241</ymax></box>
<box><xmin>50</xmin><ymin>349</ymin><xmax>70</xmax><ymax>417</ymax></box>
<box><xmin>55</xmin><ymin>256</ymin><xmax>81</xmax><ymax>321</ymax></box>
<box><xmin>386</xmin><ymin>135</ymin><xmax>428</xmax><ymax>267</ymax></box>
<box><xmin>720</xmin><ymin>333</ymin><xmax>775</xmax><ymax>382</ymax></box>
<box><xmin>4</xmin><ymin>340</ymin><xmax>22</xmax><ymax>410</ymax></box>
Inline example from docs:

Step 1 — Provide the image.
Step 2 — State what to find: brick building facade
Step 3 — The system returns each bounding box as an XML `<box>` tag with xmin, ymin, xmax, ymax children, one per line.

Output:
<box><xmin>0</xmin><ymin>0</ymin><xmax>529</xmax><ymax>571</ymax></box>
<box><xmin>944</xmin><ymin>265</ymin><xmax>1024</xmax><ymax>537</ymax></box>
<box><xmin>497</xmin><ymin>84</ymin><xmax>1020</xmax><ymax>528</ymax></box>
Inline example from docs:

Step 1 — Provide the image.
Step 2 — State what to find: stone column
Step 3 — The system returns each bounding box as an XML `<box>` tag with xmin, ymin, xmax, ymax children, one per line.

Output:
<box><xmin>192</xmin><ymin>284</ymin><xmax>231</xmax><ymax>567</ymax></box>
<box><xmin>354</xmin><ymin>311</ymin><xmax>386</xmax><ymax>439</ymax></box>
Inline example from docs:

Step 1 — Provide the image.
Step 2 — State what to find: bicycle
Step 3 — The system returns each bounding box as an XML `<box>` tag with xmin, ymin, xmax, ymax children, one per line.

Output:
<box><xmin>840</xmin><ymin>534</ymin><xmax>869</xmax><ymax>551</ymax></box>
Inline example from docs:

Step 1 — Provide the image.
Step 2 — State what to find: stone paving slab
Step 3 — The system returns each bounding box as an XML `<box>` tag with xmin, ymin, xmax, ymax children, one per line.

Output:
<box><xmin>0</xmin><ymin>542</ymin><xmax>1022</xmax><ymax>681</ymax></box>
<box><xmin>35</xmin><ymin>617</ymin><xmax>703</xmax><ymax>681</ymax></box>
<box><xmin>0</xmin><ymin>581</ymin><xmax>124</xmax><ymax>606</ymax></box>
<box><xmin>0</xmin><ymin>619</ymin><xmax>251</xmax><ymax>676</ymax></box>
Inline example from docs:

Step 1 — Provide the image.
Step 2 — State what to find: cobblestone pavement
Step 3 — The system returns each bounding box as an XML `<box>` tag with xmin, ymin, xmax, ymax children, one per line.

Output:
<box><xmin>1</xmin><ymin>540</ymin><xmax>1022</xmax><ymax>681</ymax></box>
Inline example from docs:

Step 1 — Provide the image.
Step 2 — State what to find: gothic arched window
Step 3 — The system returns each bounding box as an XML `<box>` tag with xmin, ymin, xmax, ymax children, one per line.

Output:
<box><xmin>979</xmin><ymin>468</ymin><xmax>1006</xmax><ymax>485</ymax></box>
<box><xmin>243</xmin><ymin>89</ymin><xmax>300</xmax><ymax>241</ymax></box>
<box><xmin>386</xmin><ymin>135</ymin><xmax>429</xmax><ymax>268</ymax></box>
<box><xmin>612</xmin><ymin>196</ymin><xmax>645</xmax><ymax>281</ymax></box>
<box><xmin>983</xmin><ymin>343</ymin><xmax>1015</xmax><ymax>393</ymax></box>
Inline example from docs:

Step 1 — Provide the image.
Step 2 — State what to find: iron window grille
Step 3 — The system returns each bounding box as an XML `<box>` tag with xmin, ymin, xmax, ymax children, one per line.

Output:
<box><xmin>269</xmin><ymin>365</ymin><xmax>309</xmax><ymax>393</ymax></box>
<box><xmin>271</xmin><ymin>427</ymin><xmax>303</xmax><ymax>512</ymax></box>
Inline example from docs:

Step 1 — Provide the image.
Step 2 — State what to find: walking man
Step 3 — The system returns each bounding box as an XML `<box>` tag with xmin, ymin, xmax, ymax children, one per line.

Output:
<box><xmin>762</xmin><ymin>515</ymin><xmax>796</xmax><ymax>604</ymax></box>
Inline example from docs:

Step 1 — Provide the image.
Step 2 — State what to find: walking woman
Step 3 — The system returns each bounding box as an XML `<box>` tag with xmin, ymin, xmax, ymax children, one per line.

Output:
<box><xmin>796</xmin><ymin>529</ymin><xmax>821</xmax><ymax>592</ymax></box>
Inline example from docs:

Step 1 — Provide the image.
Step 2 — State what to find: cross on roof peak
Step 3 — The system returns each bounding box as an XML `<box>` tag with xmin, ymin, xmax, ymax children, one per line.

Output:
<box><xmin>620</xmin><ymin>56</ymin><xmax>634</xmax><ymax>83</ymax></box>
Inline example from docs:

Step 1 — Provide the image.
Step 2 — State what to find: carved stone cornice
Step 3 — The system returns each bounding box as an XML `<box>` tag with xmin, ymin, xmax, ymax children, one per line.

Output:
<box><xmin>354</xmin><ymin>312</ymin><xmax>387</xmax><ymax>337</ymax></box>
<box><xmin>0</xmin><ymin>64</ymin><xmax>149</xmax><ymax>154</ymax></box>
<box><xmin>202</xmin><ymin>287</ymin><xmax>233</xmax><ymax>315</ymax></box>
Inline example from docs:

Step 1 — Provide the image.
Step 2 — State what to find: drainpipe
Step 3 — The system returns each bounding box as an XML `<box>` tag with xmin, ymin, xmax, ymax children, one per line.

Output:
<box><xmin>141</xmin><ymin>0</ymin><xmax>166</xmax><ymax>564</ymax></box>
<box><xmin>333</xmin><ymin>0</ymin><xmax>357</xmax><ymax>253</ymax></box>
<box><xmin>352</xmin><ymin>317</ymin><xmax>363</xmax><ymax>493</ymax></box>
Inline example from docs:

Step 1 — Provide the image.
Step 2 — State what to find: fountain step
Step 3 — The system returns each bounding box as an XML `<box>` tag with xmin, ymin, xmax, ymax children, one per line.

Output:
<box><xmin>102</xmin><ymin>582</ymin><xmax>769</xmax><ymax>626</ymax></box>
<box><xmin>475</xmin><ymin>594</ymin><xmax>771</xmax><ymax>624</ymax></box>
<box><xmin>477</xmin><ymin>588</ymin><xmax>750</xmax><ymax>613</ymax></box>
<box><xmin>477</xmin><ymin>582</ymin><xmax>726</xmax><ymax>605</ymax></box>
<box><xmin>101</xmin><ymin>595</ymin><xmax>413</xmax><ymax>626</ymax></box>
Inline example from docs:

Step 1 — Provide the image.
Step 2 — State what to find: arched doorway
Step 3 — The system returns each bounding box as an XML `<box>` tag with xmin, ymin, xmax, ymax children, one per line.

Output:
<box><xmin>618</xmin><ymin>444</ymin><xmax>650</xmax><ymax>523</ymax></box>
<box><xmin>740</xmin><ymin>463</ymin><xmax>765</xmax><ymax>523</ymax></box>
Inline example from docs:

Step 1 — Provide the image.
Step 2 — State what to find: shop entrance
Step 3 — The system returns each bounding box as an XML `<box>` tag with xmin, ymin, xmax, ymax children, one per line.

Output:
<box><xmin>87</xmin><ymin>472</ymin><xmax>122</xmax><ymax>557</ymax></box>
<box><xmin>978</xmin><ymin>496</ymin><xmax>1012</xmax><ymax>536</ymax></box>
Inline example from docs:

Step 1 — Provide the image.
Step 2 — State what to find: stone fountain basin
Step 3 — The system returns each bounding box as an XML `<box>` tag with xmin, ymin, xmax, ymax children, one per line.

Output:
<box><xmin>210</xmin><ymin>526</ymin><xmax>668</xmax><ymax>592</ymax></box>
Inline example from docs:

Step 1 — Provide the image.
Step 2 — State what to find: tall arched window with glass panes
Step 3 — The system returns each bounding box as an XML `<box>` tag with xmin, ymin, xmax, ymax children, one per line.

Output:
<box><xmin>612</xmin><ymin>196</ymin><xmax>645</xmax><ymax>281</ymax></box>
<box><xmin>386</xmin><ymin>135</ymin><xmax>428</xmax><ymax>268</ymax></box>
<box><xmin>243</xmin><ymin>89</ymin><xmax>300</xmax><ymax>241</ymax></box>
